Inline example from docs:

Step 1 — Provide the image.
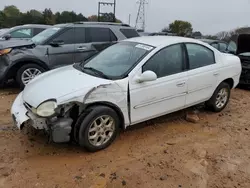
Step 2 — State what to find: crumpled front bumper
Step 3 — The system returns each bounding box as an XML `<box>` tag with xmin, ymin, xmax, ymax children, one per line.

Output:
<box><xmin>11</xmin><ymin>92</ymin><xmax>30</xmax><ymax>129</ymax></box>
<box><xmin>11</xmin><ymin>92</ymin><xmax>73</xmax><ymax>143</ymax></box>
<box><xmin>11</xmin><ymin>92</ymin><xmax>47</xmax><ymax>130</ymax></box>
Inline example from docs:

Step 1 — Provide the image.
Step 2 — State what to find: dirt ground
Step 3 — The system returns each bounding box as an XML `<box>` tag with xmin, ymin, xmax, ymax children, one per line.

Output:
<box><xmin>1</xmin><ymin>88</ymin><xmax>250</xmax><ymax>188</ymax></box>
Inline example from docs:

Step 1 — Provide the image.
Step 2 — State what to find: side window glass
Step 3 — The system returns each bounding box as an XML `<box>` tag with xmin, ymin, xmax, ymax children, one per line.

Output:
<box><xmin>86</xmin><ymin>28</ymin><xmax>112</xmax><ymax>42</ymax></box>
<box><xmin>33</xmin><ymin>28</ymin><xmax>45</xmax><ymax>36</ymax></box>
<box><xmin>142</xmin><ymin>44</ymin><xmax>184</xmax><ymax>78</ymax></box>
<box><xmin>186</xmin><ymin>43</ymin><xmax>215</xmax><ymax>69</ymax></box>
<box><xmin>75</xmin><ymin>28</ymin><xmax>86</xmax><ymax>43</ymax></box>
<box><xmin>211</xmin><ymin>43</ymin><xmax>219</xmax><ymax>50</ymax></box>
<box><xmin>10</xmin><ymin>28</ymin><xmax>32</xmax><ymax>38</ymax></box>
<box><xmin>120</xmin><ymin>29</ymin><xmax>140</xmax><ymax>38</ymax></box>
<box><xmin>219</xmin><ymin>43</ymin><xmax>227</xmax><ymax>52</ymax></box>
<box><xmin>110</xmin><ymin>30</ymin><xmax>117</xmax><ymax>41</ymax></box>
<box><xmin>53</xmin><ymin>28</ymin><xmax>74</xmax><ymax>44</ymax></box>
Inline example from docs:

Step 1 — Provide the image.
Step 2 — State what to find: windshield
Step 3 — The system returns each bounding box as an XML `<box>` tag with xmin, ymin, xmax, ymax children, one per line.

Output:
<box><xmin>32</xmin><ymin>27</ymin><xmax>62</xmax><ymax>44</ymax></box>
<box><xmin>81</xmin><ymin>42</ymin><xmax>154</xmax><ymax>79</ymax></box>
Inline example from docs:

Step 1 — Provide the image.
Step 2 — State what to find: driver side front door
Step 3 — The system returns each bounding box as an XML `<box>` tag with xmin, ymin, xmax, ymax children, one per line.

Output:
<box><xmin>129</xmin><ymin>44</ymin><xmax>188</xmax><ymax>124</ymax></box>
<box><xmin>47</xmin><ymin>28</ymin><xmax>75</xmax><ymax>69</ymax></box>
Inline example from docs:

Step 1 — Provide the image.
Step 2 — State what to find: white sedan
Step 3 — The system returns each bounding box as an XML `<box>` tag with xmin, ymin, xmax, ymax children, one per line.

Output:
<box><xmin>11</xmin><ymin>36</ymin><xmax>241</xmax><ymax>152</ymax></box>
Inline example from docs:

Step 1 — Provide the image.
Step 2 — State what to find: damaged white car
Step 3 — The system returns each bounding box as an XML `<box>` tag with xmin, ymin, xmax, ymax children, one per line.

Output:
<box><xmin>11</xmin><ymin>36</ymin><xmax>241</xmax><ymax>152</ymax></box>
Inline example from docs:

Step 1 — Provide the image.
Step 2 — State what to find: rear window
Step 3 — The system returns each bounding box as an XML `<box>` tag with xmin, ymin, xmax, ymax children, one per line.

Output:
<box><xmin>120</xmin><ymin>29</ymin><xmax>140</xmax><ymax>38</ymax></box>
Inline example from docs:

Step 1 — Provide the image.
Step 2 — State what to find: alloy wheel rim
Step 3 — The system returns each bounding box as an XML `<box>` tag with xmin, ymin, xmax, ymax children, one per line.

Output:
<box><xmin>21</xmin><ymin>68</ymin><xmax>42</xmax><ymax>85</ymax></box>
<box><xmin>88</xmin><ymin>115</ymin><xmax>115</xmax><ymax>147</ymax></box>
<box><xmin>215</xmin><ymin>88</ymin><xmax>229</xmax><ymax>109</ymax></box>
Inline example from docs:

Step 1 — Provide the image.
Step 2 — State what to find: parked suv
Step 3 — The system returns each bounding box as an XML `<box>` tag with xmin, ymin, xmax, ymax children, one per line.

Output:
<box><xmin>0</xmin><ymin>22</ymin><xmax>139</xmax><ymax>88</ymax></box>
<box><xmin>0</xmin><ymin>24</ymin><xmax>50</xmax><ymax>40</ymax></box>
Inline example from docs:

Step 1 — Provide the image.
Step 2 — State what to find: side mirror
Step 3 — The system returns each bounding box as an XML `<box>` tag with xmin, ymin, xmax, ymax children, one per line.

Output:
<box><xmin>135</xmin><ymin>70</ymin><xmax>157</xmax><ymax>83</ymax></box>
<box><xmin>50</xmin><ymin>40</ymin><xmax>64</xmax><ymax>47</ymax></box>
<box><xmin>3</xmin><ymin>34</ymin><xmax>11</xmax><ymax>40</ymax></box>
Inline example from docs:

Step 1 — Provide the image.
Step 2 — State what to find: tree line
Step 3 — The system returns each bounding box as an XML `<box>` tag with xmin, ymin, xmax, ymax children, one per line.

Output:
<box><xmin>163</xmin><ymin>20</ymin><xmax>250</xmax><ymax>41</ymax></box>
<box><xmin>0</xmin><ymin>5</ymin><xmax>121</xmax><ymax>28</ymax></box>
<box><xmin>1</xmin><ymin>5</ymin><xmax>248</xmax><ymax>41</ymax></box>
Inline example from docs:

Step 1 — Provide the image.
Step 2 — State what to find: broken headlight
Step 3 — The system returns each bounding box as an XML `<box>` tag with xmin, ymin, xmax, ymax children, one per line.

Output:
<box><xmin>36</xmin><ymin>100</ymin><xmax>57</xmax><ymax>117</ymax></box>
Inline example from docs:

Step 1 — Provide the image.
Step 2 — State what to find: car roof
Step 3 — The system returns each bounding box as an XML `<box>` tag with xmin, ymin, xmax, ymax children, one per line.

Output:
<box><xmin>54</xmin><ymin>22</ymin><xmax>134</xmax><ymax>29</ymax></box>
<box><xmin>11</xmin><ymin>24</ymin><xmax>51</xmax><ymax>29</ymax></box>
<box><xmin>124</xmin><ymin>36</ymin><xmax>204</xmax><ymax>47</ymax></box>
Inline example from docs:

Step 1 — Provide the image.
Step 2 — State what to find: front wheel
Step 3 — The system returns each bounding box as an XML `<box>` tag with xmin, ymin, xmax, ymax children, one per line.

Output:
<box><xmin>16</xmin><ymin>64</ymin><xmax>45</xmax><ymax>89</ymax></box>
<box><xmin>77</xmin><ymin>106</ymin><xmax>120</xmax><ymax>152</ymax></box>
<box><xmin>205</xmin><ymin>82</ymin><xmax>231</xmax><ymax>112</ymax></box>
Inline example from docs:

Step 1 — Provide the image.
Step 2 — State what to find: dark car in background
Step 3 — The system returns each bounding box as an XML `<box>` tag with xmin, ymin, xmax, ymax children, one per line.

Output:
<box><xmin>227</xmin><ymin>34</ymin><xmax>250</xmax><ymax>86</ymax></box>
<box><xmin>0</xmin><ymin>22</ymin><xmax>139</xmax><ymax>88</ymax></box>
<box><xmin>0</xmin><ymin>24</ymin><xmax>50</xmax><ymax>40</ymax></box>
<box><xmin>199</xmin><ymin>39</ymin><xmax>228</xmax><ymax>53</ymax></box>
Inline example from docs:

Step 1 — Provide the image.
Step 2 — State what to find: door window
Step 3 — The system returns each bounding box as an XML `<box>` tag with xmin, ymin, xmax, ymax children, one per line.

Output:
<box><xmin>142</xmin><ymin>44</ymin><xmax>184</xmax><ymax>78</ymax></box>
<box><xmin>75</xmin><ymin>28</ymin><xmax>86</xmax><ymax>43</ymax></box>
<box><xmin>186</xmin><ymin>43</ymin><xmax>215</xmax><ymax>69</ymax></box>
<box><xmin>86</xmin><ymin>27</ymin><xmax>117</xmax><ymax>42</ymax></box>
<box><xmin>10</xmin><ymin>28</ymin><xmax>32</xmax><ymax>38</ymax></box>
<box><xmin>53</xmin><ymin>28</ymin><xmax>75</xmax><ymax>44</ymax></box>
<box><xmin>120</xmin><ymin>29</ymin><xmax>140</xmax><ymax>38</ymax></box>
<box><xmin>33</xmin><ymin>28</ymin><xmax>46</xmax><ymax>36</ymax></box>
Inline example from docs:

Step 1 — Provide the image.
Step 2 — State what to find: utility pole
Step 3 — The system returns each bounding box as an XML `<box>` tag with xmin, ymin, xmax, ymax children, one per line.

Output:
<box><xmin>98</xmin><ymin>0</ymin><xmax>116</xmax><ymax>22</ymax></box>
<box><xmin>128</xmin><ymin>14</ymin><xmax>131</xmax><ymax>25</ymax></box>
<box><xmin>135</xmin><ymin>0</ymin><xmax>147</xmax><ymax>32</ymax></box>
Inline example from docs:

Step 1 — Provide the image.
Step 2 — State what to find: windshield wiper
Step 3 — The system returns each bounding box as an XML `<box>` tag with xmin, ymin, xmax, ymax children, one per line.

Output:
<box><xmin>82</xmin><ymin>67</ymin><xmax>110</xmax><ymax>79</ymax></box>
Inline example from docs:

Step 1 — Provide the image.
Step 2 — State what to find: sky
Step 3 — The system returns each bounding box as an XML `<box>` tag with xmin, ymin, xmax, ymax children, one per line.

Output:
<box><xmin>0</xmin><ymin>0</ymin><xmax>250</xmax><ymax>35</ymax></box>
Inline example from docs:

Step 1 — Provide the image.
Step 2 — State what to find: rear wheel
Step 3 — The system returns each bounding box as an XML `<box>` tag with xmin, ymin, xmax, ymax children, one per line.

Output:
<box><xmin>16</xmin><ymin>64</ymin><xmax>45</xmax><ymax>89</ymax></box>
<box><xmin>205</xmin><ymin>82</ymin><xmax>231</xmax><ymax>112</ymax></box>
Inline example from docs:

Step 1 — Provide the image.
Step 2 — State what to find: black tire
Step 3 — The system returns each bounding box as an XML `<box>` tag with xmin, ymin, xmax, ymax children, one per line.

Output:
<box><xmin>205</xmin><ymin>82</ymin><xmax>231</xmax><ymax>112</ymax></box>
<box><xmin>76</xmin><ymin>106</ymin><xmax>120</xmax><ymax>152</ymax></box>
<box><xmin>16</xmin><ymin>63</ymin><xmax>46</xmax><ymax>89</ymax></box>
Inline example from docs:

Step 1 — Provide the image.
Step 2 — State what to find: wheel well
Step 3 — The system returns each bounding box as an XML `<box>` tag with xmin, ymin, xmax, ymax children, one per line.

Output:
<box><xmin>6</xmin><ymin>61</ymin><xmax>49</xmax><ymax>79</ymax></box>
<box><xmin>85</xmin><ymin>102</ymin><xmax>125</xmax><ymax>130</ymax></box>
<box><xmin>222</xmin><ymin>78</ymin><xmax>234</xmax><ymax>89</ymax></box>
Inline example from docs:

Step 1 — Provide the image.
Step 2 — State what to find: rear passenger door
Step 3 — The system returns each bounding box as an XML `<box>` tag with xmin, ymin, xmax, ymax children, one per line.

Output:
<box><xmin>74</xmin><ymin>27</ymin><xmax>117</xmax><ymax>63</ymax></box>
<box><xmin>185</xmin><ymin>43</ymin><xmax>219</xmax><ymax>106</ymax></box>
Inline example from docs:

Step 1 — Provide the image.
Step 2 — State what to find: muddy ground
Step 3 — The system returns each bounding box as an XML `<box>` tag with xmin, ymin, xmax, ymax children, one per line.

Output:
<box><xmin>1</xmin><ymin>88</ymin><xmax>250</xmax><ymax>188</ymax></box>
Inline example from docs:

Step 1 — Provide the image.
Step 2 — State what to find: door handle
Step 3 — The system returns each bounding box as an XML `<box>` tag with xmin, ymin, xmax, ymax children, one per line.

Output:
<box><xmin>77</xmin><ymin>47</ymin><xmax>87</xmax><ymax>51</ymax></box>
<box><xmin>176</xmin><ymin>82</ymin><xmax>186</xmax><ymax>87</ymax></box>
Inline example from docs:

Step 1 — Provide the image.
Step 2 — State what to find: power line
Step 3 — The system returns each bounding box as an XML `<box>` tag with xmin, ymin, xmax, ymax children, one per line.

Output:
<box><xmin>135</xmin><ymin>0</ymin><xmax>148</xmax><ymax>31</ymax></box>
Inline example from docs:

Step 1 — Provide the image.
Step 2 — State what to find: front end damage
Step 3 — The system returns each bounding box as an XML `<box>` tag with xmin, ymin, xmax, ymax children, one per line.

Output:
<box><xmin>11</xmin><ymin>82</ymin><xmax>128</xmax><ymax>144</ymax></box>
<box><xmin>11</xmin><ymin>92</ymin><xmax>76</xmax><ymax>143</ymax></box>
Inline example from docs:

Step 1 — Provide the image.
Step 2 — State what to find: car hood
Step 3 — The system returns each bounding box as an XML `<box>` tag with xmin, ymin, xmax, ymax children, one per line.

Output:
<box><xmin>236</xmin><ymin>34</ymin><xmax>250</xmax><ymax>55</ymax></box>
<box><xmin>22</xmin><ymin>65</ymin><xmax>113</xmax><ymax>108</ymax></box>
<box><xmin>0</xmin><ymin>38</ymin><xmax>34</xmax><ymax>50</ymax></box>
